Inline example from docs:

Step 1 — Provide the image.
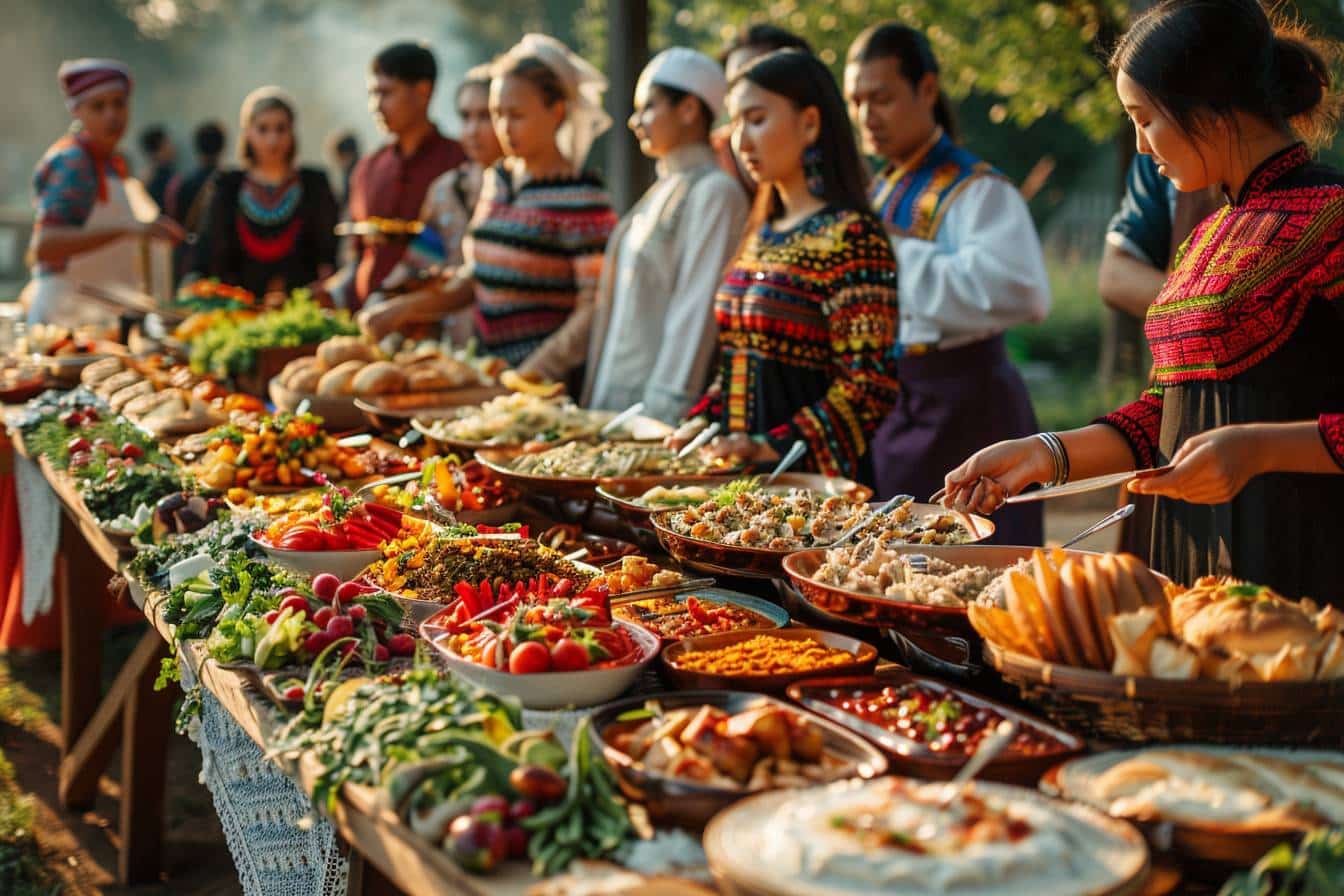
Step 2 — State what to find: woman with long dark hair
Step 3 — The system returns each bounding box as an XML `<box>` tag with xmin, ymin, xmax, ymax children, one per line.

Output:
<box><xmin>943</xmin><ymin>0</ymin><xmax>1344</xmax><ymax>604</ymax></box>
<box><xmin>195</xmin><ymin>87</ymin><xmax>338</xmax><ymax>300</ymax></box>
<box><xmin>670</xmin><ymin>49</ymin><xmax>901</xmax><ymax>483</ymax></box>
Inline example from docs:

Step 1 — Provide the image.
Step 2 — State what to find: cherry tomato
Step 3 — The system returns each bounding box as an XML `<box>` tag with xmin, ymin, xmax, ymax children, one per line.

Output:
<box><xmin>550</xmin><ymin>638</ymin><xmax>590</xmax><ymax>672</ymax></box>
<box><xmin>508</xmin><ymin>640</ymin><xmax>551</xmax><ymax>675</ymax></box>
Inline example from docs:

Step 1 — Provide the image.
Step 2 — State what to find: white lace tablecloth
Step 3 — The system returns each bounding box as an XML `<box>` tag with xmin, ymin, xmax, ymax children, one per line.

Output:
<box><xmin>188</xmin><ymin>677</ymin><xmax>349</xmax><ymax>896</ymax></box>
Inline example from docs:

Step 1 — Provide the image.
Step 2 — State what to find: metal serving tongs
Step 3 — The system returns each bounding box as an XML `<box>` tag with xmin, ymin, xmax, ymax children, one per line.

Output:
<box><xmin>676</xmin><ymin>421</ymin><xmax>720</xmax><ymax>459</ymax></box>
<box><xmin>939</xmin><ymin>719</ymin><xmax>1018</xmax><ymax>808</ymax></box>
<box><xmin>826</xmin><ymin>494</ymin><xmax>914</xmax><ymax>548</ymax></box>
<box><xmin>1059</xmin><ymin>503</ymin><xmax>1135</xmax><ymax>549</ymax></box>
<box><xmin>599</xmin><ymin>401</ymin><xmax>645</xmax><ymax>440</ymax></box>
<box><xmin>763</xmin><ymin>440</ymin><xmax>807</xmax><ymax>487</ymax></box>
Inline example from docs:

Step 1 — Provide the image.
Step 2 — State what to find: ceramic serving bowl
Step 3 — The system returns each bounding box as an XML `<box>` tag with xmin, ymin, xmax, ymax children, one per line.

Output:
<box><xmin>248</xmin><ymin>533</ymin><xmax>382</xmax><ymax>582</ymax></box>
<box><xmin>419</xmin><ymin>611</ymin><xmax>661</xmax><ymax>710</ymax></box>
<box><xmin>589</xmin><ymin>689</ymin><xmax>889</xmax><ymax>832</ymax></box>
<box><xmin>660</xmin><ymin>627</ymin><xmax>878</xmax><ymax>696</ymax></box>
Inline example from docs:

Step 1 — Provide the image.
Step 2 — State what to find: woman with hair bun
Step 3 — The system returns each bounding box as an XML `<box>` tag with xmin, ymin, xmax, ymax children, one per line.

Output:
<box><xmin>941</xmin><ymin>0</ymin><xmax>1344</xmax><ymax>604</ymax></box>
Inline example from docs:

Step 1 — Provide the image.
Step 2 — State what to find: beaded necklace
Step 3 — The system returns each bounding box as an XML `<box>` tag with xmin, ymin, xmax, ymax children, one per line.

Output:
<box><xmin>239</xmin><ymin>173</ymin><xmax>302</xmax><ymax>227</ymax></box>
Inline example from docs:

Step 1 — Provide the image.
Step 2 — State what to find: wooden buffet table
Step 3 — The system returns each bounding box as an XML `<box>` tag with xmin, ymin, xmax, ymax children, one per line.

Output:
<box><xmin>16</xmin><ymin>431</ymin><xmax>535</xmax><ymax>894</ymax></box>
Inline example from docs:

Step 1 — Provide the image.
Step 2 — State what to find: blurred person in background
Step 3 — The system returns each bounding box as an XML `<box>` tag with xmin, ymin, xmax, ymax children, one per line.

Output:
<box><xmin>23</xmin><ymin>58</ymin><xmax>182</xmax><ymax>331</ymax></box>
<box><xmin>373</xmin><ymin>64</ymin><xmax>505</xmax><ymax>344</ymax></box>
<box><xmin>165</xmin><ymin>119</ymin><xmax>226</xmax><ymax>283</ymax></box>
<box><xmin>194</xmin><ymin>87</ymin><xmax>338</xmax><ymax>300</ymax></box>
<box><xmin>138</xmin><ymin>123</ymin><xmax>177</xmax><ymax>209</ymax></box>
<box><xmin>845</xmin><ymin>22</ymin><xmax>1050</xmax><ymax>545</ymax></box>
<box><xmin>713</xmin><ymin>24</ymin><xmax>814</xmax><ymax>195</ymax></box>
<box><xmin>327</xmin><ymin>130</ymin><xmax>361</xmax><ymax>212</ymax></box>
<box><xmin>325</xmin><ymin>42</ymin><xmax>464</xmax><ymax>309</ymax></box>
<box><xmin>358</xmin><ymin>34</ymin><xmax>618</xmax><ymax>379</ymax></box>
<box><xmin>9</xmin><ymin>58</ymin><xmax>182</xmax><ymax>651</ymax></box>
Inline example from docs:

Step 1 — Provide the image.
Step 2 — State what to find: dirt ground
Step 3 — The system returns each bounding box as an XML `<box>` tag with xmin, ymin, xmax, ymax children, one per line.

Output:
<box><xmin>0</xmin><ymin>494</ymin><xmax>1123</xmax><ymax>895</ymax></box>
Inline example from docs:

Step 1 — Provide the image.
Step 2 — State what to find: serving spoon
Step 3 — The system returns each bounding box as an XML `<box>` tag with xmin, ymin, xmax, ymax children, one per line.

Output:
<box><xmin>826</xmin><ymin>494</ymin><xmax>914</xmax><ymax>548</ymax></box>
<box><xmin>939</xmin><ymin>719</ymin><xmax>1018</xmax><ymax>808</ymax></box>
<box><xmin>763</xmin><ymin>440</ymin><xmax>807</xmax><ymax>486</ymax></box>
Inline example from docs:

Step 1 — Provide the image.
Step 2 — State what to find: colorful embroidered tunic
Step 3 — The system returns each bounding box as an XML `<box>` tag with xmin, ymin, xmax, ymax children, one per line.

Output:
<box><xmin>687</xmin><ymin>207</ymin><xmax>901</xmax><ymax>481</ymax></box>
<box><xmin>198</xmin><ymin>168</ymin><xmax>338</xmax><ymax>298</ymax></box>
<box><xmin>1099</xmin><ymin>143</ymin><xmax>1344</xmax><ymax>602</ymax></box>
<box><xmin>30</xmin><ymin>135</ymin><xmax>129</xmax><ymax>275</ymax></box>
<box><xmin>466</xmin><ymin>164</ymin><xmax>617</xmax><ymax>367</ymax></box>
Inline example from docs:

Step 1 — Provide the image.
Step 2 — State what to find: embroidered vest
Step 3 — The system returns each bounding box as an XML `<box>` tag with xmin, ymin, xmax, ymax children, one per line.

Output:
<box><xmin>869</xmin><ymin>131</ymin><xmax>1002</xmax><ymax>240</ymax></box>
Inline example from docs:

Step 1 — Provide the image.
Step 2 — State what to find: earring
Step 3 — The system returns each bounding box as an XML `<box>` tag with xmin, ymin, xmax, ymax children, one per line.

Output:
<box><xmin>803</xmin><ymin>143</ymin><xmax>824</xmax><ymax>197</ymax></box>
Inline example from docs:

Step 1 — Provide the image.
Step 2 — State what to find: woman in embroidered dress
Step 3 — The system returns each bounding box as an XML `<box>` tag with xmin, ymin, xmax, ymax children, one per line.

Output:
<box><xmin>941</xmin><ymin>0</ymin><xmax>1344</xmax><ymax>604</ymax></box>
<box><xmin>195</xmin><ymin>87</ymin><xmax>338</xmax><ymax>300</ymax></box>
<box><xmin>357</xmin><ymin>35</ymin><xmax>618</xmax><ymax>374</ymax></box>
<box><xmin>667</xmin><ymin>49</ymin><xmax>901</xmax><ymax>484</ymax></box>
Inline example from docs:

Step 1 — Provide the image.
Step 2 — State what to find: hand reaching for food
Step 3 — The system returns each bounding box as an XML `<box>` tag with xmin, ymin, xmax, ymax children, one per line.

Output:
<box><xmin>707</xmin><ymin>432</ymin><xmax>778</xmax><ymax>466</ymax></box>
<box><xmin>940</xmin><ymin>437</ymin><xmax>1054</xmax><ymax>513</ymax></box>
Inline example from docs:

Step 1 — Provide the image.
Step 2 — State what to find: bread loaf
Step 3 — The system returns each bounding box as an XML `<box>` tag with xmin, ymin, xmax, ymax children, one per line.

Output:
<box><xmin>352</xmin><ymin>361</ymin><xmax>406</xmax><ymax>395</ymax></box>
<box><xmin>316</xmin><ymin>359</ymin><xmax>366</xmax><ymax>396</ymax></box>
<box><xmin>317</xmin><ymin>336</ymin><xmax>375</xmax><ymax>368</ymax></box>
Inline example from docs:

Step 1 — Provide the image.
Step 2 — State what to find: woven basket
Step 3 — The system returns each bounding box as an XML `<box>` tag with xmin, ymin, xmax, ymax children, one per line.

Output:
<box><xmin>987</xmin><ymin>642</ymin><xmax>1344</xmax><ymax>746</ymax></box>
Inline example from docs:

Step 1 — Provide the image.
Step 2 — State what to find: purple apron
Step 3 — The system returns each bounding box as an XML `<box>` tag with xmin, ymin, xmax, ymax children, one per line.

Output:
<box><xmin>872</xmin><ymin>336</ymin><xmax>1043</xmax><ymax>546</ymax></box>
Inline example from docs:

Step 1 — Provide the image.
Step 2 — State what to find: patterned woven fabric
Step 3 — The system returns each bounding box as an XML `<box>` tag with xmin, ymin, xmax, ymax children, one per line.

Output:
<box><xmin>192</xmin><ymin>685</ymin><xmax>348</xmax><ymax>896</ymax></box>
<box><xmin>869</xmin><ymin>129</ymin><xmax>1002</xmax><ymax>240</ymax></box>
<box><xmin>687</xmin><ymin>207</ymin><xmax>900</xmax><ymax>479</ymax></box>
<box><xmin>1321</xmin><ymin>413</ymin><xmax>1344</xmax><ymax>470</ymax></box>
<box><xmin>469</xmin><ymin>164</ymin><xmax>617</xmax><ymax>366</ymax></box>
<box><xmin>1101</xmin><ymin>143</ymin><xmax>1344</xmax><ymax>463</ymax></box>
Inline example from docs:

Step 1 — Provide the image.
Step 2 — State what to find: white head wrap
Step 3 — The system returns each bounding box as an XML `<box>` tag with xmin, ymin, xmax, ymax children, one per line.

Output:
<box><xmin>58</xmin><ymin>58</ymin><xmax>132</xmax><ymax>112</ymax></box>
<box><xmin>240</xmin><ymin>85</ymin><xmax>298</xmax><ymax>130</ymax></box>
<box><xmin>496</xmin><ymin>33</ymin><xmax>611</xmax><ymax>168</ymax></box>
<box><xmin>635</xmin><ymin>47</ymin><xmax>727</xmax><ymax>119</ymax></box>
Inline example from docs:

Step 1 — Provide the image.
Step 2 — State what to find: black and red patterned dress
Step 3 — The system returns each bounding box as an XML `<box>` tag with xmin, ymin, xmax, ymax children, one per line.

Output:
<box><xmin>1100</xmin><ymin>143</ymin><xmax>1344</xmax><ymax>603</ymax></box>
<box><xmin>197</xmin><ymin>167</ymin><xmax>338</xmax><ymax>297</ymax></box>
<box><xmin>685</xmin><ymin>206</ymin><xmax>901</xmax><ymax>483</ymax></box>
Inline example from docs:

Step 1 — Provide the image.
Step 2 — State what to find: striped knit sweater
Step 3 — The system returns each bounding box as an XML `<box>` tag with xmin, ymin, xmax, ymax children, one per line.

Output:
<box><xmin>467</xmin><ymin>164</ymin><xmax>617</xmax><ymax>366</ymax></box>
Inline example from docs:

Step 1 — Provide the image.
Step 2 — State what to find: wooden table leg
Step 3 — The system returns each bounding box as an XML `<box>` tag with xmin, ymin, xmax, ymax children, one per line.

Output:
<box><xmin>117</xmin><ymin>633</ymin><xmax>175</xmax><ymax>885</ymax></box>
<box><xmin>57</xmin><ymin>510</ymin><xmax>106</xmax><ymax>810</ymax></box>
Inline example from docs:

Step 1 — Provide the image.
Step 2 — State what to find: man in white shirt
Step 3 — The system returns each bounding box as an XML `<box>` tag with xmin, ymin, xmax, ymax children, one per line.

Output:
<box><xmin>845</xmin><ymin>22</ymin><xmax>1050</xmax><ymax>544</ymax></box>
<box><xmin>526</xmin><ymin>48</ymin><xmax>749</xmax><ymax>422</ymax></box>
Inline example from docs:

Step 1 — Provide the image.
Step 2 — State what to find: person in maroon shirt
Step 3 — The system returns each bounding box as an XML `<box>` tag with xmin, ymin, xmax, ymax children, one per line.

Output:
<box><xmin>329</xmin><ymin>42</ymin><xmax>465</xmax><ymax>308</ymax></box>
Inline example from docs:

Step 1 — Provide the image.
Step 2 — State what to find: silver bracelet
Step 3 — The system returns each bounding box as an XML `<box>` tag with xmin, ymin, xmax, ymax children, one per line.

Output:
<box><xmin>1036</xmin><ymin>432</ymin><xmax>1069</xmax><ymax>487</ymax></box>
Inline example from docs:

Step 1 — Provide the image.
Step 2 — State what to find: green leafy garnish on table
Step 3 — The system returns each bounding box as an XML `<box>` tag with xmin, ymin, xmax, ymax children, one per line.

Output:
<box><xmin>713</xmin><ymin>477</ymin><xmax>761</xmax><ymax>507</ymax></box>
<box><xmin>1220</xmin><ymin>827</ymin><xmax>1344</xmax><ymax>895</ymax></box>
<box><xmin>188</xmin><ymin>293</ymin><xmax>357</xmax><ymax>377</ymax></box>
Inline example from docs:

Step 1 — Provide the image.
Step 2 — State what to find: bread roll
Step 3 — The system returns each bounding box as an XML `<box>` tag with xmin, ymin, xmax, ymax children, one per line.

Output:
<box><xmin>1180</xmin><ymin>586</ymin><xmax>1319</xmax><ymax>655</ymax></box>
<box><xmin>280</xmin><ymin>356</ymin><xmax>320</xmax><ymax>386</ymax></box>
<box><xmin>80</xmin><ymin>356</ymin><xmax>126</xmax><ymax>386</ymax></box>
<box><xmin>352</xmin><ymin>361</ymin><xmax>406</xmax><ymax>396</ymax></box>
<box><xmin>96</xmin><ymin>369</ymin><xmax>143</xmax><ymax>397</ymax></box>
<box><xmin>288</xmin><ymin>366</ymin><xmax>323</xmax><ymax>394</ymax></box>
<box><xmin>317</xmin><ymin>336</ymin><xmax>375</xmax><ymax>368</ymax></box>
<box><xmin>109</xmin><ymin>379</ymin><xmax>154</xmax><ymax>411</ymax></box>
<box><xmin>316</xmin><ymin>359</ymin><xmax>366</xmax><ymax>396</ymax></box>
